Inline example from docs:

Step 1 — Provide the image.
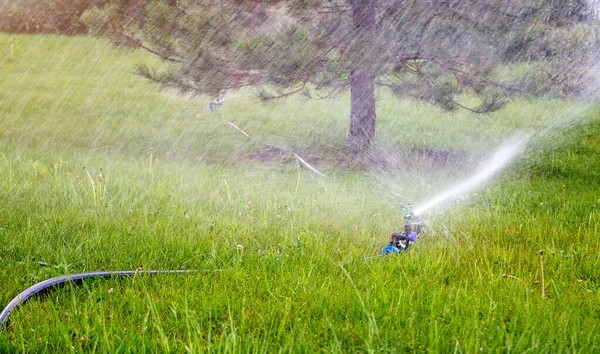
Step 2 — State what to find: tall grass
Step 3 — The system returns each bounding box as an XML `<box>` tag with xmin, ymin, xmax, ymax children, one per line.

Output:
<box><xmin>0</xmin><ymin>33</ymin><xmax>599</xmax><ymax>352</ymax></box>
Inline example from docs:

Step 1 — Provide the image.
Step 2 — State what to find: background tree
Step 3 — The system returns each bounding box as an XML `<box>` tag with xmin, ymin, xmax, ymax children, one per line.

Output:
<box><xmin>0</xmin><ymin>0</ymin><xmax>107</xmax><ymax>34</ymax></box>
<box><xmin>81</xmin><ymin>0</ymin><xmax>598</xmax><ymax>153</ymax></box>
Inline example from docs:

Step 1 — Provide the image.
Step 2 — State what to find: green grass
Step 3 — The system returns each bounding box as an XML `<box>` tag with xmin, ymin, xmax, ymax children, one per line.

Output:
<box><xmin>0</xmin><ymin>33</ymin><xmax>599</xmax><ymax>352</ymax></box>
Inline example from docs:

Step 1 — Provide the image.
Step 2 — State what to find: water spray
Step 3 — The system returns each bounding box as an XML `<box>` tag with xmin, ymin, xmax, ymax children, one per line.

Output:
<box><xmin>413</xmin><ymin>132</ymin><xmax>532</xmax><ymax>216</ymax></box>
<box><xmin>382</xmin><ymin>132</ymin><xmax>531</xmax><ymax>255</ymax></box>
<box><xmin>208</xmin><ymin>93</ymin><xmax>326</xmax><ymax>178</ymax></box>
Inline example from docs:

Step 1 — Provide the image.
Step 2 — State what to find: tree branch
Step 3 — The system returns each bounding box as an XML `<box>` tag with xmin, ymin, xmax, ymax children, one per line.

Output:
<box><xmin>118</xmin><ymin>31</ymin><xmax>184</xmax><ymax>63</ymax></box>
<box><xmin>257</xmin><ymin>82</ymin><xmax>307</xmax><ymax>101</ymax></box>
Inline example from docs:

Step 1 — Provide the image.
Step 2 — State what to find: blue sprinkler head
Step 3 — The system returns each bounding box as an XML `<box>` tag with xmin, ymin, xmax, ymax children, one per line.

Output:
<box><xmin>382</xmin><ymin>244</ymin><xmax>401</xmax><ymax>255</ymax></box>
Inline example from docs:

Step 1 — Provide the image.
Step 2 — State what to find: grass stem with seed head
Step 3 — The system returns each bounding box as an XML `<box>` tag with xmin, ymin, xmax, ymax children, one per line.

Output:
<box><xmin>99</xmin><ymin>168</ymin><xmax>105</xmax><ymax>199</ymax></box>
<box><xmin>97</xmin><ymin>174</ymin><xmax>102</xmax><ymax>199</ymax></box>
<box><xmin>223</xmin><ymin>175</ymin><xmax>231</xmax><ymax>202</ymax></box>
<box><xmin>319</xmin><ymin>180</ymin><xmax>327</xmax><ymax>193</ymax></box>
<box><xmin>540</xmin><ymin>250</ymin><xmax>546</xmax><ymax>299</ymax></box>
<box><xmin>503</xmin><ymin>273</ymin><xmax>529</xmax><ymax>304</ymax></box>
<box><xmin>82</xmin><ymin>166</ymin><xmax>96</xmax><ymax>206</ymax></box>
<box><xmin>295</xmin><ymin>159</ymin><xmax>301</xmax><ymax>195</ymax></box>
<box><xmin>97</xmin><ymin>174</ymin><xmax>104</xmax><ymax>200</ymax></box>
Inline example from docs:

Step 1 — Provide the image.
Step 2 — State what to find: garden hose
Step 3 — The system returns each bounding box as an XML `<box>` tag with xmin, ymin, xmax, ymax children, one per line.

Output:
<box><xmin>0</xmin><ymin>269</ymin><xmax>198</xmax><ymax>330</ymax></box>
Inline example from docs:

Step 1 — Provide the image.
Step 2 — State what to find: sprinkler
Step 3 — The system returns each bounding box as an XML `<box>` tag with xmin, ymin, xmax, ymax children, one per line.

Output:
<box><xmin>208</xmin><ymin>98</ymin><xmax>223</xmax><ymax>112</ymax></box>
<box><xmin>208</xmin><ymin>92</ymin><xmax>224</xmax><ymax>112</ymax></box>
<box><xmin>382</xmin><ymin>205</ymin><xmax>422</xmax><ymax>254</ymax></box>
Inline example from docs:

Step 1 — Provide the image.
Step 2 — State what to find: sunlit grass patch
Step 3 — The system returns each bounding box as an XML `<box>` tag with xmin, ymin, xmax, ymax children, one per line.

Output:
<box><xmin>0</xmin><ymin>33</ymin><xmax>599</xmax><ymax>352</ymax></box>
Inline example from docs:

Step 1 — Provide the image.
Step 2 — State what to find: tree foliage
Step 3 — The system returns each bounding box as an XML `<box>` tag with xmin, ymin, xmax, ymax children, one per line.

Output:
<box><xmin>46</xmin><ymin>0</ymin><xmax>600</xmax><ymax>150</ymax></box>
<box><xmin>0</xmin><ymin>0</ymin><xmax>106</xmax><ymax>34</ymax></box>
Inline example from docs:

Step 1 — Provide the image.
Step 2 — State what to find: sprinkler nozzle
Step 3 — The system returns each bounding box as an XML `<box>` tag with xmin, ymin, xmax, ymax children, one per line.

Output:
<box><xmin>382</xmin><ymin>204</ymin><xmax>423</xmax><ymax>255</ymax></box>
<box><xmin>409</xmin><ymin>232</ymin><xmax>417</xmax><ymax>242</ymax></box>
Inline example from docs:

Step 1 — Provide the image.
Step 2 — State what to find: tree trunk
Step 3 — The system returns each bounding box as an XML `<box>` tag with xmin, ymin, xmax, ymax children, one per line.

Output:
<box><xmin>349</xmin><ymin>68</ymin><xmax>376</xmax><ymax>153</ymax></box>
<box><xmin>348</xmin><ymin>0</ymin><xmax>377</xmax><ymax>154</ymax></box>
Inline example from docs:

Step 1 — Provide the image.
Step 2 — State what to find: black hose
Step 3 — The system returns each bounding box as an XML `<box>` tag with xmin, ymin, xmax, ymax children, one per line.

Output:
<box><xmin>0</xmin><ymin>270</ymin><xmax>197</xmax><ymax>330</ymax></box>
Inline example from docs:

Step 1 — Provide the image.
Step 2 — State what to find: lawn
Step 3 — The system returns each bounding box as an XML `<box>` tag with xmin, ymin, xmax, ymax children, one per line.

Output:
<box><xmin>0</xmin><ymin>33</ymin><xmax>599</xmax><ymax>352</ymax></box>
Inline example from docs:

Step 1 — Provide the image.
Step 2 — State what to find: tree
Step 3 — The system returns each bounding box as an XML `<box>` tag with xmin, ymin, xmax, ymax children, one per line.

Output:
<box><xmin>82</xmin><ymin>0</ymin><xmax>597</xmax><ymax>153</ymax></box>
<box><xmin>0</xmin><ymin>0</ymin><xmax>106</xmax><ymax>34</ymax></box>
